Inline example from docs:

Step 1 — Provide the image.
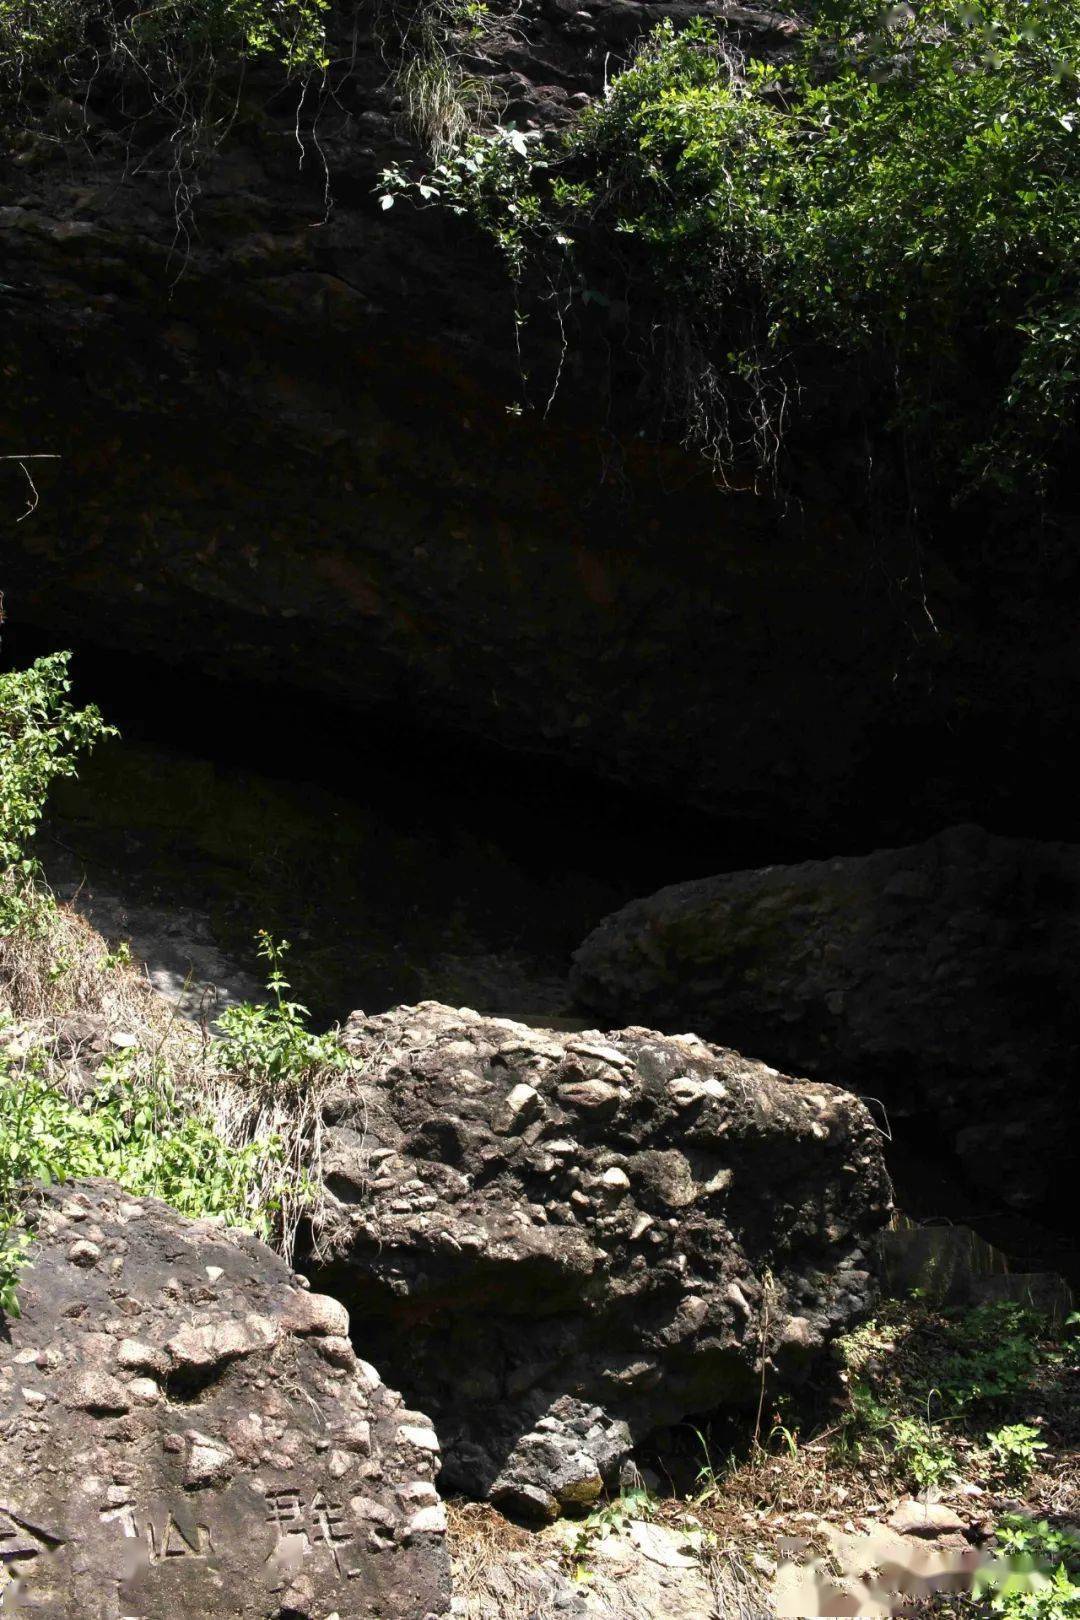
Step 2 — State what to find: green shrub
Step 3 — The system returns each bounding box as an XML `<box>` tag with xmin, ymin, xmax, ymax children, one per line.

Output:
<box><xmin>385</xmin><ymin>0</ymin><xmax>1080</xmax><ymax>491</ymax></box>
<box><xmin>891</xmin><ymin>1414</ymin><xmax>957</xmax><ymax>1491</ymax></box>
<box><xmin>0</xmin><ymin>652</ymin><xmax>114</xmax><ymax>931</ymax></box>
<box><xmin>0</xmin><ymin>1035</ymin><xmax>282</xmax><ymax>1315</ymax></box>
<box><xmin>937</xmin><ymin>1302</ymin><xmax>1043</xmax><ymax>1408</ymax></box>
<box><xmin>986</xmin><ymin>1423</ymin><xmax>1048</xmax><ymax>1486</ymax></box>
<box><xmin>977</xmin><ymin>1516</ymin><xmax>1080</xmax><ymax>1618</ymax></box>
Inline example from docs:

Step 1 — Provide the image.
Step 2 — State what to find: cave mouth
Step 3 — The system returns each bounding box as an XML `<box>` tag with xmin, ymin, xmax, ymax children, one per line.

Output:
<box><xmin>7</xmin><ymin>623</ymin><xmax>761</xmax><ymax>1032</ymax></box>
<box><xmin>3</xmin><ymin>624</ymin><xmax>1073</xmax><ymax>1280</ymax></box>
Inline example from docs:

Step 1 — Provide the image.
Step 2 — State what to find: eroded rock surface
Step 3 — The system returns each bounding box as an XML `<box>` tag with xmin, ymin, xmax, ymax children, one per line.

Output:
<box><xmin>0</xmin><ymin>1179</ymin><xmax>450</xmax><ymax>1618</ymax></box>
<box><xmin>309</xmin><ymin>1002</ymin><xmax>891</xmax><ymax>1519</ymax></box>
<box><xmin>570</xmin><ymin>824</ymin><xmax>1080</xmax><ymax>1218</ymax></box>
<box><xmin>4</xmin><ymin>0</ymin><xmax>1078</xmax><ymax>848</ymax></box>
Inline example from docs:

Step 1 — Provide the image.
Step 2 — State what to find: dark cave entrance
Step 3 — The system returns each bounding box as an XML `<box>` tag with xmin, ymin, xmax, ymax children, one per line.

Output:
<box><xmin>2</xmin><ymin>622</ymin><xmax>1075</xmax><ymax>1282</ymax></box>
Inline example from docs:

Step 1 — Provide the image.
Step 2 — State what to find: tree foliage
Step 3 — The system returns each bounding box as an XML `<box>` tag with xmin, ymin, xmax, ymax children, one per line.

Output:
<box><xmin>385</xmin><ymin>0</ymin><xmax>1080</xmax><ymax>491</ymax></box>
<box><xmin>0</xmin><ymin>0</ymin><xmax>329</xmax><ymax>84</ymax></box>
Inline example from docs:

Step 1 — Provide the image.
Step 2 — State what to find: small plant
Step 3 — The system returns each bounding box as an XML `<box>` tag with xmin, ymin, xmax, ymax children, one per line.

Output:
<box><xmin>380</xmin><ymin>0</ymin><xmax>1080</xmax><ymax>493</ymax></box>
<box><xmin>688</xmin><ymin>1426</ymin><xmax>731</xmax><ymax>1507</ymax></box>
<box><xmin>216</xmin><ymin>931</ymin><xmax>345</xmax><ymax>1090</ymax></box>
<box><xmin>892</xmin><ymin>1415</ymin><xmax>958</xmax><ymax>1492</ymax></box>
<box><xmin>566</xmin><ymin>1488</ymin><xmax>653</xmax><ymax>1578</ymax></box>
<box><xmin>767</xmin><ymin>1416</ymin><xmax>800</xmax><ymax>1461</ymax></box>
<box><xmin>0</xmin><ymin>0</ymin><xmax>330</xmax><ymax>88</ymax></box>
<box><xmin>976</xmin><ymin>1516</ymin><xmax>1080</xmax><ymax>1618</ymax></box>
<box><xmin>0</xmin><ymin>0</ymin><xmax>332</xmax><ymax>239</ymax></box>
<box><xmin>380</xmin><ymin>0</ymin><xmax>491</xmax><ymax>157</ymax></box>
<box><xmin>986</xmin><ymin>1424</ymin><xmax>1048</xmax><ymax>1487</ymax></box>
<box><xmin>937</xmin><ymin>1303</ymin><xmax>1043</xmax><ymax>1409</ymax></box>
<box><xmin>213</xmin><ymin>931</ymin><xmax>348</xmax><ymax>1254</ymax></box>
<box><xmin>102</xmin><ymin>941</ymin><xmax>133</xmax><ymax>973</ymax></box>
<box><xmin>839</xmin><ymin>1384</ymin><xmax>957</xmax><ymax>1489</ymax></box>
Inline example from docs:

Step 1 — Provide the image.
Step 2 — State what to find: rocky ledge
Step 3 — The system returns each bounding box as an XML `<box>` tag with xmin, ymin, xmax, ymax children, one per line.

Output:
<box><xmin>307</xmin><ymin>1001</ymin><xmax>892</xmax><ymax>1519</ymax></box>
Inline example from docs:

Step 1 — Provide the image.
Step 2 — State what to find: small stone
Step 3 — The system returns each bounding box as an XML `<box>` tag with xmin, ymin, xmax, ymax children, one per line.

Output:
<box><xmin>493</xmin><ymin>1082</ymin><xmax>541</xmax><ymax>1135</ymax></box>
<box><xmin>115</xmin><ymin>1338</ymin><xmax>169</xmax><ymax>1376</ymax></box>
<box><xmin>557</xmin><ymin>1079</ymin><xmax>619</xmax><ymax>1114</ymax></box>
<box><xmin>67</xmin><ymin>1370</ymin><xmax>131</xmax><ymax>1414</ymax></box>
<box><xmin>335</xmin><ymin>1418</ymin><xmax>372</xmax><ymax>1455</ymax></box>
<box><xmin>279</xmin><ymin>1290</ymin><xmax>350</xmax><ymax>1339</ymax></box>
<box><xmin>166</xmin><ymin>1314</ymin><xmax>279</xmax><ymax>1369</ymax></box>
<box><xmin>66</xmin><ymin>1240</ymin><xmax>101</xmax><ymax>1268</ymax></box>
<box><xmin>406</xmin><ymin>1504</ymin><xmax>447</xmax><ymax>1535</ymax></box>
<box><xmin>128</xmin><ymin>1377</ymin><xmax>162</xmax><ymax>1405</ymax></box>
<box><xmin>600</xmin><ymin>1167</ymin><xmax>630</xmax><ymax>1197</ymax></box>
<box><xmin>354</xmin><ymin>1359</ymin><xmax>382</xmax><ymax>1391</ymax></box>
<box><xmin>315</xmin><ymin>1336</ymin><xmax>355</xmax><ymax>1368</ymax></box>
<box><xmin>184</xmin><ymin>1432</ymin><xmax>236</xmax><ymax>1488</ymax></box>
<box><xmin>888</xmin><ymin>1500</ymin><xmax>967</xmax><ymax>1537</ymax></box>
<box><xmin>397</xmin><ymin>1424</ymin><xmax>440</xmax><ymax>1452</ymax></box>
<box><xmin>490</xmin><ymin>1481</ymin><xmax>558</xmax><ymax>1522</ymax></box>
<box><xmin>668</xmin><ymin>1078</ymin><xmax>705</xmax><ymax>1106</ymax></box>
<box><xmin>565</xmin><ymin>1042</ymin><xmax>631</xmax><ymax>1069</ymax></box>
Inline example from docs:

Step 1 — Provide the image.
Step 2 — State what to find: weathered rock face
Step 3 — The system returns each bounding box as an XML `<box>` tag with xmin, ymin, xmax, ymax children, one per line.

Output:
<box><xmin>3</xmin><ymin>1</ymin><xmax>1080</xmax><ymax>848</ymax></box>
<box><xmin>308</xmin><ymin>1002</ymin><xmax>891</xmax><ymax>1519</ymax></box>
<box><xmin>0</xmin><ymin>1179</ymin><xmax>450</xmax><ymax>1618</ymax></box>
<box><xmin>570</xmin><ymin>824</ymin><xmax>1080</xmax><ymax>1219</ymax></box>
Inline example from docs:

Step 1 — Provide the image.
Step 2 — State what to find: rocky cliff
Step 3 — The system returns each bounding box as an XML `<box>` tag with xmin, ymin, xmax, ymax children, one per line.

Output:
<box><xmin>3</xmin><ymin>0</ymin><xmax>1079</xmax><ymax>847</ymax></box>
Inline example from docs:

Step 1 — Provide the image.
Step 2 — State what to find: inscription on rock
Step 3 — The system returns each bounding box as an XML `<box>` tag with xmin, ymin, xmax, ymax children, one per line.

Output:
<box><xmin>265</xmin><ymin>1490</ymin><xmax>362</xmax><ymax>1578</ymax></box>
<box><xmin>0</xmin><ymin>1179</ymin><xmax>450</xmax><ymax>1618</ymax></box>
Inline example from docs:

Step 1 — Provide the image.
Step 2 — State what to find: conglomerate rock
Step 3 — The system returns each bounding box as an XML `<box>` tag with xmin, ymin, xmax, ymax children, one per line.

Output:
<box><xmin>309</xmin><ymin>1002</ymin><xmax>892</xmax><ymax>1519</ymax></box>
<box><xmin>570</xmin><ymin>823</ymin><xmax>1080</xmax><ymax>1220</ymax></box>
<box><xmin>0</xmin><ymin>1178</ymin><xmax>451</xmax><ymax>1619</ymax></box>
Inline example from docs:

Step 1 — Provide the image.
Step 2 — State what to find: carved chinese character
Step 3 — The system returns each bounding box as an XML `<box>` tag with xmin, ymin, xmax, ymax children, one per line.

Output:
<box><xmin>265</xmin><ymin>1492</ymin><xmax>305</xmax><ymax>1530</ymax></box>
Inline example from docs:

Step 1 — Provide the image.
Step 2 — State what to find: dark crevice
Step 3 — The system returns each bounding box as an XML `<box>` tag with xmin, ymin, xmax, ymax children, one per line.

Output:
<box><xmin>161</xmin><ymin>1362</ymin><xmax>229</xmax><ymax>1403</ymax></box>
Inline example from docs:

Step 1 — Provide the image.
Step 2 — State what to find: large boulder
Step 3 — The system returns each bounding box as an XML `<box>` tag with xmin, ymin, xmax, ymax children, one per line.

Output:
<box><xmin>0</xmin><ymin>1179</ymin><xmax>450</xmax><ymax>1619</ymax></box>
<box><xmin>308</xmin><ymin>1002</ymin><xmax>891</xmax><ymax>1520</ymax></box>
<box><xmin>570</xmin><ymin>824</ymin><xmax>1080</xmax><ymax>1220</ymax></box>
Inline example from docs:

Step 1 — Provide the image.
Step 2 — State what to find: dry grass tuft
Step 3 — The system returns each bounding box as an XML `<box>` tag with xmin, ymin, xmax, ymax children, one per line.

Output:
<box><xmin>0</xmin><ymin>877</ymin><xmax>345</xmax><ymax>1261</ymax></box>
<box><xmin>0</xmin><ymin>875</ymin><xmax>152</xmax><ymax>1025</ymax></box>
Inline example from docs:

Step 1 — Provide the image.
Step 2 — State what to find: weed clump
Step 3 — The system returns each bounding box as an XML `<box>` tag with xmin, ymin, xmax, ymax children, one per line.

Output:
<box><xmin>0</xmin><ymin>653</ymin><xmax>348</xmax><ymax>1315</ymax></box>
